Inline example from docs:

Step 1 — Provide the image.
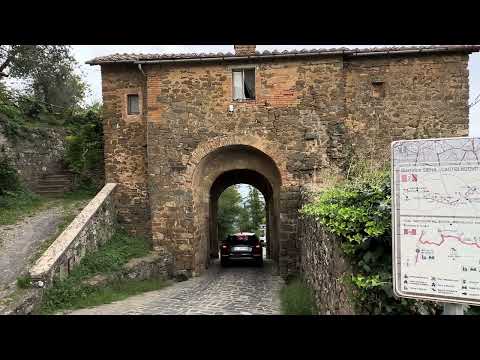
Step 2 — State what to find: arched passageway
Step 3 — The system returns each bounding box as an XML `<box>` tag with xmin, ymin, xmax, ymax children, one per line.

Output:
<box><xmin>211</xmin><ymin>171</ymin><xmax>273</xmax><ymax>261</ymax></box>
<box><xmin>192</xmin><ymin>144</ymin><xmax>282</xmax><ymax>273</ymax></box>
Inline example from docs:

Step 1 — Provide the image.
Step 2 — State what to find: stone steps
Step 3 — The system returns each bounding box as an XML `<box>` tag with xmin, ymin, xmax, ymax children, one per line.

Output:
<box><xmin>35</xmin><ymin>172</ymin><xmax>74</xmax><ymax>196</ymax></box>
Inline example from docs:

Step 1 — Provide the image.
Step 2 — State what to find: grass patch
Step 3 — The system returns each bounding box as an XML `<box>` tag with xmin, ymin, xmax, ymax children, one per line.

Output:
<box><xmin>0</xmin><ymin>190</ymin><xmax>48</xmax><ymax>226</ymax></box>
<box><xmin>16</xmin><ymin>275</ymin><xmax>33</xmax><ymax>289</ymax></box>
<box><xmin>37</xmin><ymin>229</ymin><xmax>156</xmax><ymax>314</ymax></box>
<box><xmin>61</xmin><ymin>188</ymin><xmax>98</xmax><ymax>203</ymax></box>
<box><xmin>40</xmin><ymin>278</ymin><xmax>169</xmax><ymax>314</ymax></box>
<box><xmin>280</xmin><ymin>277</ymin><xmax>317</xmax><ymax>315</ymax></box>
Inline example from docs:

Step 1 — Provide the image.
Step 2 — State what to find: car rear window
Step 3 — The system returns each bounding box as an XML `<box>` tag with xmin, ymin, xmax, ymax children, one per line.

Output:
<box><xmin>225</xmin><ymin>234</ymin><xmax>259</xmax><ymax>245</ymax></box>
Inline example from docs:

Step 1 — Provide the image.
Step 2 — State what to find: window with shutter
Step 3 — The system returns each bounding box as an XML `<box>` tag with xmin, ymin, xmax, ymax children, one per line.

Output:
<box><xmin>232</xmin><ymin>69</ymin><xmax>255</xmax><ymax>100</ymax></box>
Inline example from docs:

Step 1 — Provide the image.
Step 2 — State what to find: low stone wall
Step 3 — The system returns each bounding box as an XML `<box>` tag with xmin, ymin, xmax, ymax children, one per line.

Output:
<box><xmin>298</xmin><ymin>190</ymin><xmax>355</xmax><ymax>315</ymax></box>
<box><xmin>29</xmin><ymin>183</ymin><xmax>117</xmax><ymax>288</ymax></box>
<box><xmin>82</xmin><ymin>251</ymin><xmax>174</xmax><ymax>288</ymax></box>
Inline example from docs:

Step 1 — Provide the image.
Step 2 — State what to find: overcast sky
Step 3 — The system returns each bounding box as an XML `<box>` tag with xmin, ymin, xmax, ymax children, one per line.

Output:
<box><xmin>72</xmin><ymin>45</ymin><xmax>480</xmax><ymax>136</ymax></box>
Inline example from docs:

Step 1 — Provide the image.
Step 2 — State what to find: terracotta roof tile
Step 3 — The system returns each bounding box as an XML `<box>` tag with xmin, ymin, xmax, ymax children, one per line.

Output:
<box><xmin>86</xmin><ymin>45</ymin><xmax>480</xmax><ymax>65</ymax></box>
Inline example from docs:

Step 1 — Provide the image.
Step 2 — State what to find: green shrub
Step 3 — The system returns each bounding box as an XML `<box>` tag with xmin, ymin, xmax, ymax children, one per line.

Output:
<box><xmin>64</xmin><ymin>104</ymin><xmax>103</xmax><ymax>192</ymax></box>
<box><xmin>17</xmin><ymin>275</ymin><xmax>33</xmax><ymax>289</ymax></box>
<box><xmin>0</xmin><ymin>155</ymin><xmax>21</xmax><ymax>196</ymax></box>
<box><xmin>280</xmin><ymin>277</ymin><xmax>317</xmax><ymax>315</ymax></box>
<box><xmin>301</xmin><ymin>171</ymin><xmax>441</xmax><ymax>315</ymax></box>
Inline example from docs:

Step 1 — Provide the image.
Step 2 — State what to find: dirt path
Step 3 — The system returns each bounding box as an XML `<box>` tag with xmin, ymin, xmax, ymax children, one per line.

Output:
<box><xmin>0</xmin><ymin>206</ymin><xmax>65</xmax><ymax>295</ymax></box>
<box><xmin>0</xmin><ymin>197</ymin><xmax>90</xmax><ymax>298</ymax></box>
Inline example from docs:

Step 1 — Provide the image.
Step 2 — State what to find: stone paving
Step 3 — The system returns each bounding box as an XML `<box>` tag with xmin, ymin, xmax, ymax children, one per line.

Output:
<box><xmin>66</xmin><ymin>260</ymin><xmax>284</xmax><ymax>315</ymax></box>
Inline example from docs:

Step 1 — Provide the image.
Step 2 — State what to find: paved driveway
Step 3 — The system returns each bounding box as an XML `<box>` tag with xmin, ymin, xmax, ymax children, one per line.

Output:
<box><xmin>66</xmin><ymin>260</ymin><xmax>284</xmax><ymax>315</ymax></box>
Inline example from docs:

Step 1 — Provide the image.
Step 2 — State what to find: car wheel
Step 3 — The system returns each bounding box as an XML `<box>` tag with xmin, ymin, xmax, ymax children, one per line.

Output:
<box><xmin>255</xmin><ymin>259</ymin><xmax>264</xmax><ymax>267</ymax></box>
<box><xmin>221</xmin><ymin>259</ymin><xmax>229</xmax><ymax>267</ymax></box>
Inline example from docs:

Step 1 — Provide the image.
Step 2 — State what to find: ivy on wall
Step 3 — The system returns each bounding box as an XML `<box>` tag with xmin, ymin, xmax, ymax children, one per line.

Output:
<box><xmin>301</xmin><ymin>171</ymin><xmax>442</xmax><ymax>315</ymax></box>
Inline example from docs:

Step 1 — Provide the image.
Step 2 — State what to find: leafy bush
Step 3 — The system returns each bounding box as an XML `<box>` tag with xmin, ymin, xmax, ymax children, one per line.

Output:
<box><xmin>0</xmin><ymin>155</ymin><xmax>21</xmax><ymax>196</ymax></box>
<box><xmin>0</xmin><ymin>154</ymin><xmax>46</xmax><ymax>225</ymax></box>
<box><xmin>301</xmin><ymin>171</ymin><xmax>442</xmax><ymax>315</ymax></box>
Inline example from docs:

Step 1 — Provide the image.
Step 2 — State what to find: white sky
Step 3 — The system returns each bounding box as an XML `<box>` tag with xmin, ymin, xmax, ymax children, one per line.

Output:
<box><xmin>70</xmin><ymin>45</ymin><xmax>480</xmax><ymax>200</ymax></box>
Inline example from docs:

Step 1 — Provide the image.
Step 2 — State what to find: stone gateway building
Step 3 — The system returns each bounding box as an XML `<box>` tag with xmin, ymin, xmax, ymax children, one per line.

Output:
<box><xmin>87</xmin><ymin>45</ymin><xmax>480</xmax><ymax>277</ymax></box>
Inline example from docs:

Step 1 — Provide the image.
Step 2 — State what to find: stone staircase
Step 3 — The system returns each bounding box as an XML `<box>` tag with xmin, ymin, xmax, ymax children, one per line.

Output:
<box><xmin>35</xmin><ymin>171</ymin><xmax>74</xmax><ymax>197</ymax></box>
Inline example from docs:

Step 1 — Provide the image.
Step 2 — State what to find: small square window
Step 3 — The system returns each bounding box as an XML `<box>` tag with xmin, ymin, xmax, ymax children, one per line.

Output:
<box><xmin>372</xmin><ymin>81</ymin><xmax>385</xmax><ymax>98</ymax></box>
<box><xmin>127</xmin><ymin>94</ymin><xmax>140</xmax><ymax>114</ymax></box>
<box><xmin>233</xmin><ymin>68</ymin><xmax>255</xmax><ymax>100</ymax></box>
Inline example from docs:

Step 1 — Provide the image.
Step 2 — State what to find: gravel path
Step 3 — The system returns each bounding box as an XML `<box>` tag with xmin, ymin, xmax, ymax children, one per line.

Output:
<box><xmin>0</xmin><ymin>206</ymin><xmax>65</xmax><ymax>292</ymax></box>
<box><xmin>66</xmin><ymin>260</ymin><xmax>284</xmax><ymax>315</ymax></box>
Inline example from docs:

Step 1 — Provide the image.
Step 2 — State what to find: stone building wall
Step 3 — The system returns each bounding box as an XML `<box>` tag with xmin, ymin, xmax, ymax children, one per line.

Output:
<box><xmin>343</xmin><ymin>53</ymin><xmax>469</xmax><ymax>165</ymax></box>
<box><xmin>101</xmin><ymin>65</ymin><xmax>150</xmax><ymax>236</ymax></box>
<box><xmin>99</xmin><ymin>51</ymin><xmax>471</xmax><ymax>276</ymax></box>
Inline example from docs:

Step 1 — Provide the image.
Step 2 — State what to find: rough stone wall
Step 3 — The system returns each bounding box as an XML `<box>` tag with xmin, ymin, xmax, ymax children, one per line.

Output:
<box><xmin>100</xmin><ymin>52</ymin><xmax>471</xmax><ymax>276</ymax></box>
<box><xmin>144</xmin><ymin>57</ymin><xmax>346</xmax><ymax>275</ymax></box>
<box><xmin>0</xmin><ymin>124</ymin><xmax>68</xmax><ymax>190</ymax></box>
<box><xmin>29</xmin><ymin>183</ymin><xmax>117</xmax><ymax>288</ymax></box>
<box><xmin>297</xmin><ymin>190</ymin><xmax>354</xmax><ymax>315</ymax></box>
<box><xmin>101</xmin><ymin>65</ymin><xmax>150</xmax><ymax>236</ymax></box>
<box><xmin>344</xmin><ymin>53</ymin><xmax>469</xmax><ymax>166</ymax></box>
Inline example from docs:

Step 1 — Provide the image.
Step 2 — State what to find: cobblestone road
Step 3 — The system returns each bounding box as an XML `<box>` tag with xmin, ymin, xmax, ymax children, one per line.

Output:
<box><xmin>67</xmin><ymin>260</ymin><xmax>284</xmax><ymax>315</ymax></box>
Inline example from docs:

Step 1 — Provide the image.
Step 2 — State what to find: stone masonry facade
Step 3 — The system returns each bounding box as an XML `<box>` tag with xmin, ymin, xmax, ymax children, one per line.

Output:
<box><xmin>89</xmin><ymin>45</ymin><xmax>478</xmax><ymax>277</ymax></box>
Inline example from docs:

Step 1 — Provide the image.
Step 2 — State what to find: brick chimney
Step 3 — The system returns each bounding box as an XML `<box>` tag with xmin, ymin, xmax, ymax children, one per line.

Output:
<box><xmin>234</xmin><ymin>45</ymin><xmax>256</xmax><ymax>56</ymax></box>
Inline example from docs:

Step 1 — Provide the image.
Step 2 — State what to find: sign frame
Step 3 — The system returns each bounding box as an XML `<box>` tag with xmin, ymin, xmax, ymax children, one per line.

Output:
<box><xmin>391</xmin><ymin>137</ymin><xmax>480</xmax><ymax>306</ymax></box>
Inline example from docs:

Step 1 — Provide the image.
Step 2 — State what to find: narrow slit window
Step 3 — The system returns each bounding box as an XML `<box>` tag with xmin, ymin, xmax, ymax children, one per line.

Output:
<box><xmin>232</xmin><ymin>68</ymin><xmax>255</xmax><ymax>100</ymax></box>
<box><xmin>372</xmin><ymin>81</ymin><xmax>385</xmax><ymax>98</ymax></box>
<box><xmin>127</xmin><ymin>94</ymin><xmax>140</xmax><ymax>114</ymax></box>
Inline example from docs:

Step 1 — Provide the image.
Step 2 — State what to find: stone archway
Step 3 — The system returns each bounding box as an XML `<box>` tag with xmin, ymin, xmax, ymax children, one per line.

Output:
<box><xmin>210</xmin><ymin>169</ymin><xmax>276</xmax><ymax>261</ymax></box>
<box><xmin>192</xmin><ymin>144</ymin><xmax>282</xmax><ymax>274</ymax></box>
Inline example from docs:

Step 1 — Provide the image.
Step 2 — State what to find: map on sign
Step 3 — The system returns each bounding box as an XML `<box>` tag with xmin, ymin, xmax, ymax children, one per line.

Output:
<box><xmin>392</xmin><ymin>137</ymin><xmax>480</xmax><ymax>305</ymax></box>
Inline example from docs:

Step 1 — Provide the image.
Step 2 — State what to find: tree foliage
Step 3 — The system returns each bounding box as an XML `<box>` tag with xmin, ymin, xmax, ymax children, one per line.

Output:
<box><xmin>217</xmin><ymin>185</ymin><xmax>243</xmax><ymax>241</ymax></box>
<box><xmin>238</xmin><ymin>203</ymin><xmax>252</xmax><ymax>233</ymax></box>
<box><xmin>246</xmin><ymin>187</ymin><xmax>265</xmax><ymax>236</ymax></box>
<box><xmin>0</xmin><ymin>45</ymin><xmax>86</xmax><ymax>110</ymax></box>
<box><xmin>301</xmin><ymin>171</ymin><xmax>442</xmax><ymax>315</ymax></box>
<box><xmin>217</xmin><ymin>185</ymin><xmax>266</xmax><ymax>239</ymax></box>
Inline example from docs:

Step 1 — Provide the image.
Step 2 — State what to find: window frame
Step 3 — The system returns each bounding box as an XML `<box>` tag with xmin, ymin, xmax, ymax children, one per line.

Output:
<box><xmin>127</xmin><ymin>94</ymin><xmax>140</xmax><ymax>115</ymax></box>
<box><xmin>232</xmin><ymin>68</ymin><xmax>256</xmax><ymax>101</ymax></box>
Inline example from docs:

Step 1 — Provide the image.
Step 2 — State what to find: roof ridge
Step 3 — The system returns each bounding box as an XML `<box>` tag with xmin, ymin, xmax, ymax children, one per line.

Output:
<box><xmin>86</xmin><ymin>45</ymin><xmax>480</xmax><ymax>65</ymax></box>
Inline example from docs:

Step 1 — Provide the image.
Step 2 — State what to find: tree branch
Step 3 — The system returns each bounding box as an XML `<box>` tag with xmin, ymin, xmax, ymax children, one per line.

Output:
<box><xmin>0</xmin><ymin>46</ymin><xmax>19</xmax><ymax>77</ymax></box>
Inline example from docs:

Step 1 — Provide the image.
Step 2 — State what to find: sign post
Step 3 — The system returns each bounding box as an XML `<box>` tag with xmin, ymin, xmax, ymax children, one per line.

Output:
<box><xmin>391</xmin><ymin>137</ymin><xmax>480</xmax><ymax>313</ymax></box>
